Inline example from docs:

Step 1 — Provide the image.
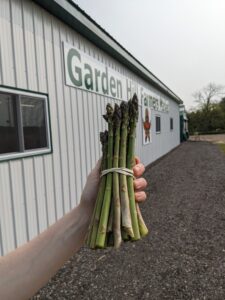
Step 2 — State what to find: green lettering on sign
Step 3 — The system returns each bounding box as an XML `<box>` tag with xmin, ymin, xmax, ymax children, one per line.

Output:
<box><xmin>67</xmin><ymin>48</ymin><xmax>82</xmax><ymax>87</ymax></box>
<box><xmin>110</xmin><ymin>76</ymin><xmax>116</xmax><ymax>97</ymax></box>
<box><xmin>84</xmin><ymin>63</ymin><xmax>93</xmax><ymax>90</ymax></box>
<box><xmin>101</xmin><ymin>67</ymin><xmax>109</xmax><ymax>94</ymax></box>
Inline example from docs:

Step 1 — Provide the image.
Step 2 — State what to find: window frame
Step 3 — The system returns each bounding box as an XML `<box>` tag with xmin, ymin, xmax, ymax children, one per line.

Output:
<box><xmin>0</xmin><ymin>86</ymin><xmax>52</xmax><ymax>162</ymax></box>
<box><xmin>155</xmin><ymin>115</ymin><xmax>161</xmax><ymax>134</ymax></box>
<box><xmin>170</xmin><ymin>117</ymin><xmax>174</xmax><ymax>131</ymax></box>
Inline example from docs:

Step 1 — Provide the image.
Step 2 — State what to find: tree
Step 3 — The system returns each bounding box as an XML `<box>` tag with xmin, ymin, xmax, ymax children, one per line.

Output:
<box><xmin>191</xmin><ymin>83</ymin><xmax>225</xmax><ymax>132</ymax></box>
<box><xmin>193</xmin><ymin>82</ymin><xmax>225</xmax><ymax>113</ymax></box>
<box><xmin>220</xmin><ymin>97</ymin><xmax>225</xmax><ymax>113</ymax></box>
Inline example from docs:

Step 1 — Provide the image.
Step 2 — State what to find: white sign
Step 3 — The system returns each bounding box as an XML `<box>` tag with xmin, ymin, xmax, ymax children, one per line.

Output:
<box><xmin>63</xmin><ymin>42</ymin><xmax>169</xmax><ymax>112</ymax></box>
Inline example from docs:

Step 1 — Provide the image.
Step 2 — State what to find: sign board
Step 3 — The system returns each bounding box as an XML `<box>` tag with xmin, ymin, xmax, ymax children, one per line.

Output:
<box><xmin>63</xmin><ymin>42</ymin><xmax>169</xmax><ymax>113</ymax></box>
<box><xmin>142</xmin><ymin>102</ymin><xmax>152</xmax><ymax>145</ymax></box>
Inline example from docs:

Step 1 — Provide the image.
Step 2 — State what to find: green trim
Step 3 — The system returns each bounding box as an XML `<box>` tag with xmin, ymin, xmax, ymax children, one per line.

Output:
<box><xmin>0</xmin><ymin>85</ymin><xmax>53</xmax><ymax>163</ymax></box>
<box><xmin>33</xmin><ymin>0</ymin><xmax>182</xmax><ymax>105</ymax></box>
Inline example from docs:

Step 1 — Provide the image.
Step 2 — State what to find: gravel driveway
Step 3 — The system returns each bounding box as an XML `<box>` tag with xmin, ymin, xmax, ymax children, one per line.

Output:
<box><xmin>35</xmin><ymin>141</ymin><xmax>225</xmax><ymax>300</ymax></box>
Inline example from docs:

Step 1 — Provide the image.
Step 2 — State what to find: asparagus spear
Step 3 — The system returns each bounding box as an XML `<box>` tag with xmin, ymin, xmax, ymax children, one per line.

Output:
<box><xmin>87</xmin><ymin>131</ymin><xmax>108</xmax><ymax>248</ymax></box>
<box><xmin>119</xmin><ymin>101</ymin><xmax>134</xmax><ymax>238</ymax></box>
<box><xmin>96</xmin><ymin>104</ymin><xmax>114</xmax><ymax>248</ymax></box>
<box><xmin>136</xmin><ymin>203</ymin><xmax>148</xmax><ymax>237</ymax></box>
<box><xmin>112</xmin><ymin>103</ymin><xmax>122</xmax><ymax>248</ymax></box>
<box><xmin>127</xmin><ymin>94</ymin><xmax>141</xmax><ymax>240</ymax></box>
<box><xmin>107</xmin><ymin>202</ymin><xmax>113</xmax><ymax>233</ymax></box>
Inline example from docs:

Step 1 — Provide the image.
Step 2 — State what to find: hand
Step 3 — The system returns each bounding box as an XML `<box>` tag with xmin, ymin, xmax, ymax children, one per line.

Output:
<box><xmin>80</xmin><ymin>157</ymin><xmax>147</xmax><ymax>217</ymax></box>
<box><xmin>133</xmin><ymin>156</ymin><xmax>147</xmax><ymax>203</ymax></box>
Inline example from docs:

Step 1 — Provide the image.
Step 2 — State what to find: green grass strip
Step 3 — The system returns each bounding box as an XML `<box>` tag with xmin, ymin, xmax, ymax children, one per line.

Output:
<box><xmin>218</xmin><ymin>143</ymin><xmax>225</xmax><ymax>154</ymax></box>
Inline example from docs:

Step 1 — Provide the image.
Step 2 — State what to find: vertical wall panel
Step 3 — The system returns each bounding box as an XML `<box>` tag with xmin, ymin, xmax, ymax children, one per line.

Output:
<box><xmin>33</xmin><ymin>4</ymin><xmax>47</xmax><ymax>93</ymax></box>
<box><xmin>33</xmin><ymin>157</ymin><xmax>48</xmax><ymax>232</ymax></box>
<box><xmin>0</xmin><ymin>164</ymin><xmax>16</xmax><ymax>254</ymax></box>
<box><xmin>52</xmin><ymin>20</ymin><xmax>70</xmax><ymax>214</ymax></box>
<box><xmin>76</xmin><ymin>89</ymin><xmax>87</xmax><ymax>189</ymax></box>
<box><xmin>43</xmin><ymin>14</ymin><xmax>64</xmax><ymax>219</ymax></box>
<box><xmin>22</xmin><ymin>158</ymin><xmax>39</xmax><ymax>240</ymax></box>
<box><xmin>9</xmin><ymin>161</ymin><xmax>27</xmax><ymax>247</ymax></box>
<box><xmin>22</xmin><ymin>0</ymin><xmax>37</xmax><ymax>90</ymax></box>
<box><xmin>70</xmin><ymin>88</ymin><xmax>83</xmax><ymax>205</ymax></box>
<box><xmin>0</xmin><ymin>0</ymin><xmax>15</xmax><ymax>86</ymax></box>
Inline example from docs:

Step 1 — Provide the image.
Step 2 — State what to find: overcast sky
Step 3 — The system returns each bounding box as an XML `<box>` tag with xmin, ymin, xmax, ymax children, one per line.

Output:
<box><xmin>73</xmin><ymin>0</ymin><xmax>225</xmax><ymax>110</ymax></box>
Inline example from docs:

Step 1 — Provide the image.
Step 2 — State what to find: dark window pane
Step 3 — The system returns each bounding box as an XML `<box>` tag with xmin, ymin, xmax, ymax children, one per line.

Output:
<box><xmin>170</xmin><ymin>118</ymin><xmax>173</xmax><ymax>130</ymax></box>
<box><xmin>0</xmin><ymin>94</ymin><xmax>19</xmax><ymax>154</ymax></box>
<box><xmin>21</xmin><ymin>97</ymin><xmax>48</xmax><ymax>150</ymax></box>
<box><xmin>156</xmin><ymin>116</ymin><xmax>161</xmax><ymax>132</ymax></box>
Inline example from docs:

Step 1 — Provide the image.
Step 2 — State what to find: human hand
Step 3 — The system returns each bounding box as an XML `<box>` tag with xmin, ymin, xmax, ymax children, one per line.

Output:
<box><xmin>79</xmin><ymin>157</ymin><xmax>147</xmax><ymax>218</ymax></box>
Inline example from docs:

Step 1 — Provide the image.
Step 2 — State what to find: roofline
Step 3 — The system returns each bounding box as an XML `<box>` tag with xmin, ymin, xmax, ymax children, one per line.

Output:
<box><xmin>33</xmin><ymin>0</ymin><xmax>183</xmax><ymax>104</ymax></box>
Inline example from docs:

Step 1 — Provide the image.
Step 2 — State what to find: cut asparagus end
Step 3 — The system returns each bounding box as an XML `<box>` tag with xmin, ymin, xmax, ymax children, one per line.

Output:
<box><xmin>123</xmin><ymin>226</ymin><xmax>134</xmax><ymax>238</ymax></box>
<box><xmin>136</xmin><ymin>203</ymin><xmax>149</xmax><ymax>237</ymax></box>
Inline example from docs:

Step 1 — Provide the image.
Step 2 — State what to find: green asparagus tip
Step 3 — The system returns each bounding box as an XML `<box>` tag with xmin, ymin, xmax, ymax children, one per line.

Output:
<box><xmin>103</xmin><ymin>103</ymin><xmax>114</xmax><ymax>122</ymax></box>
<box><xmin>129</xmin><ymin>94</ymin><xmax>139</xmax><ymax>122</ymax></box>
<box><xmin>100</xmin><ymin>131</ymin><xmax>108</xmax><ymax>145</ymax></box>
<box><xmin>113</xmin><ymin>103</ymin><xmax>122</xmax><ymax>125</ymax></box>
<box><xmin>120</xmin><ymin>101</ymin><xmax>129</xmax><ymax>119</ymax></box>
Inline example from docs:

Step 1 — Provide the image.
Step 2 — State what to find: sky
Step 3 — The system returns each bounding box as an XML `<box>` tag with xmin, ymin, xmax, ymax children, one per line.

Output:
<box><xmin>73</xmin><ymin>0</ymin><xmax>225</xmax><ymax>110</ymax></box>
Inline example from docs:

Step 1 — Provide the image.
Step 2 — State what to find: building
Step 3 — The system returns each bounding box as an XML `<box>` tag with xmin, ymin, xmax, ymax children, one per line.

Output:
<box><xmin>0</xmin><ymin>0</ymin><xmax>183</xmax><ymax>255</ymax></box>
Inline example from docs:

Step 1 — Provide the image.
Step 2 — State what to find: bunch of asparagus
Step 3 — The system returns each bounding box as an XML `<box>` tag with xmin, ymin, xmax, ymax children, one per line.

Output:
<box><xmin>86</xmin><ymin>94</ymin><xmax>148</xmax><ymax>249</ymax></box>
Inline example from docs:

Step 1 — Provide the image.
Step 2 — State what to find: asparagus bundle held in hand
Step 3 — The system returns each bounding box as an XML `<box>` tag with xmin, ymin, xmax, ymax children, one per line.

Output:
<box><xmin>87</xmin><ymin>94</ymin><xmax>148</xmax><ymax>249</ymax></box>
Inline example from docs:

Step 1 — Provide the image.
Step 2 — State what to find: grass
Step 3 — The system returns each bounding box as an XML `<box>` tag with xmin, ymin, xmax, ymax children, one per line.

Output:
<box><xmin>218</xmin><ymin>143</ymin><xmax>225</xmax><ymax>154</ymax></box>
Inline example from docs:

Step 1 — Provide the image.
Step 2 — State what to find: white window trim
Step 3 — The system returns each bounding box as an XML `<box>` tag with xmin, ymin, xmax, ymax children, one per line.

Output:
<box><xmin>155</xmin><ymin>115</ymin><xmax>161</xmax><ymax>134</ymax></box>
<box><xmin>0</xmin><ymin>87</ymin><xmax>52</xmax><ymax>162</ymax></box>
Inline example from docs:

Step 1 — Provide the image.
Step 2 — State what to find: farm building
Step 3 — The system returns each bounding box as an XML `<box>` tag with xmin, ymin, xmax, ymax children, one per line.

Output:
<box><xmin>0</xmin><ymin>0</ymin><xmax>183</xmax><ymax>256</ymax></box>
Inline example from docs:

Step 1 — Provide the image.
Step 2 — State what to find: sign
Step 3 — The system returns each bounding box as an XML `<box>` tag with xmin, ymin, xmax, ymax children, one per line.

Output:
<box><xmin>63</xmin><ymin>42</ymin><xmax>169</xmax><ymax>112</ymax></box>
<box><xmin>142</xmin><ymin>103</ymin><xmax>152</xmax><ymax>145</ymax></box>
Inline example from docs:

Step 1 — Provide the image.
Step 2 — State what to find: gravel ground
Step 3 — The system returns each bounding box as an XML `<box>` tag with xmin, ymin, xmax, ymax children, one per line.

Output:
<box><xmin>34</xmin><ymin>141</ymin><xmax>225</xmax><ymax>300</ymax></box>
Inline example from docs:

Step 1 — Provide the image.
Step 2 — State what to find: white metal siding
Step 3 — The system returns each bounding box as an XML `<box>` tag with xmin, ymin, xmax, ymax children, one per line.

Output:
<box><xmin>0</xmin><ymin>0</ymin><xmax>180</xmax><ymax>256</ymax></box>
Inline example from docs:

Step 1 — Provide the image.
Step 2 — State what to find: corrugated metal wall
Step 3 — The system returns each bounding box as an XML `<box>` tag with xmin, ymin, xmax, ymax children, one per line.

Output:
<box><xmin>0</xmin><ymin>0</ymin><xmax>180</xmax><ymax>256</ymax></box>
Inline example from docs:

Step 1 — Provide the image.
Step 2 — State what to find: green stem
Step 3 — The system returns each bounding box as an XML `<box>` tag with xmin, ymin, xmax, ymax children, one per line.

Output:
<box><xmin>107</xmin><ymin>201</ymin><xmax>113</xmax><ymax>232</ymax></box>
<box><xmin>113</xmin><ymin>109</ymin><xmax>122</xmax><ymax>248</ymax></box>
<box><xmin>136</xmin><ymin>203</ymin><xmax>149</xmax><ymax>237</ymax></box>
<box><xmin>119</xmin><ymin>102</ymin><xmax>134</xmax><ymax>237</ymax></box>
<box><xmin>127</xmin><ymin>96</ymin><xmax>141</xmax><ymax>240</ymax></box>
<box><xmin>87</xmin><ymin>132</ymin><xmax>108</xmax><ymax>249</ymax></box>
<box><xmin>96</xmin><ymin>104</ymin><xmax>114</xmax><ymax>248</ymax></box>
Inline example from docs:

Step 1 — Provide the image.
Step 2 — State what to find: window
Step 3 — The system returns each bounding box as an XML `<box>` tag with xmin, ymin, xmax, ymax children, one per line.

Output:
<box><xmin>170</xmin><ymin>118</ymin><xmax>173</xmax><ymax>131</ymax></box>
<box><xmin>0</xmin><ymin>87</ymin><xmax>51</xmax><ymax>161</ymax></box>
<box><xmin>155</xmin><ymin>115</ymin><xmax>161</xmax><ymax>133</ymax></box>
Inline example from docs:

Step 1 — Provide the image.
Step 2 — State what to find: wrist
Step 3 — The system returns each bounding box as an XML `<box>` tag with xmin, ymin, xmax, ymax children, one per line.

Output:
<box><xmin>77</xmin><ymin>200</ymin><xmax>93</xmax><ymax>227</ymax></box>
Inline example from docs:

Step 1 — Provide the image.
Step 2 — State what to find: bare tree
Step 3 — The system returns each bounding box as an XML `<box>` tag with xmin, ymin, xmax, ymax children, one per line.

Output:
<box><xmin>193</xmin><ymin>83</ymin><xmax>225</xmax><ymax>113</ymax></box>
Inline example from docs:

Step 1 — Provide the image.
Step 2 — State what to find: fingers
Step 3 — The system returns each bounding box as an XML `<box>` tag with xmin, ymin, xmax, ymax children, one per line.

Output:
<box><xmin>133</xmin><ymin>163</ymin><xmax>145</xmax><ymax>178</ymax></box>
<box><xmin>135</xmin><ymin>156</ymin><xmax>141</xmax><ymax>165</ymax></box>
<box><xmin>134</xmin><ymin>177</ymin><xmax>147</xmax><ymax>203</ymax></box>
<box><xmin>135</xmin><ymin>191</ymin><xmax>147</xmax><ymax>203</ymax></box>
<box><xmin>133</xmin><ymin>177</ymin><xmax>147</xmax><ymax>191</ymax></box>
